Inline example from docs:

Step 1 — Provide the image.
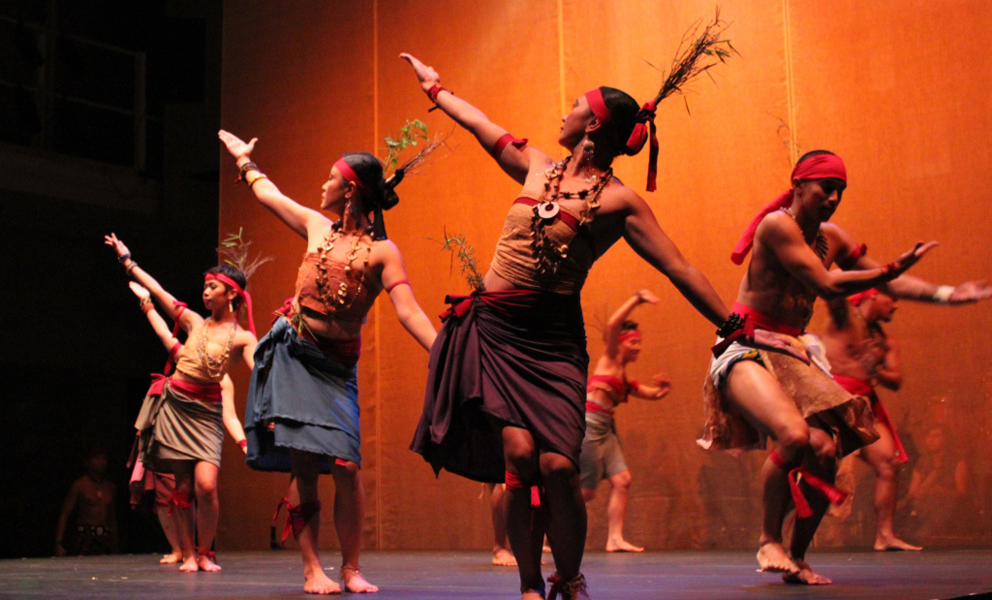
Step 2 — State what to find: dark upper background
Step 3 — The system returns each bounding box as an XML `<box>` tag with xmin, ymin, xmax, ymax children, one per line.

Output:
<box><xmin>0</xmin><ymin>0</ymin><xmax>223</xmax><ymax>557</ymax></box>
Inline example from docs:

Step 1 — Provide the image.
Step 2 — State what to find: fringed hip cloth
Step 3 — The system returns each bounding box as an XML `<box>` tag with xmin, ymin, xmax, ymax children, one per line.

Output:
<box><xmin>245</xmin><ymin>317</ymin><xmax>360</xmax><ymax>474</ymax></box>
<box><xmin>698</xmin><ymin>332</ymin><xmax>878</xmax><ymax>458</ymax></box>
<box><xmin>133</xmin><ymin>376</ymin><xmax>224</xmax><ymax>471</ymax></box>
<box><xmin>411</xmin><ymin>290</ymin><xmax>589</xmax><ymax>483</ymax></box>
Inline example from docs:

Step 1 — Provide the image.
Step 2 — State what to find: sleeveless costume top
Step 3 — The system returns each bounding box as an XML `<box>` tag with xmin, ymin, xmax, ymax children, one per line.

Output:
<box><xmin>173</xmin><ymin>325</ymin><xmax>233</xmax><ymax>383</ymax></box>
<box><xmin>489</xmin><ymin>195</ymin><xmax>596</xmax><ymax>295</ymax></box>
<box><xmin>294</xmin><ymin>252</ymin><xmax>379</xmax><ymax>323</ymax></box>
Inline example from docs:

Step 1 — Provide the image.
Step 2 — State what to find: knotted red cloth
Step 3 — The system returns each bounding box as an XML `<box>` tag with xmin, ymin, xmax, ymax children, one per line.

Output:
<box><xmin>769</xmin><ymin>449</ymin><xmax>849</xmax><ymax>519</ymax></box>
<box><xmin>731</xmin><ymin>154</ymin><xmax>847</xmax><ymax>264</ymax></box>
<box><xmin>584</xmin><ymin>89</ymin><xmax>659</xmax><ymax>191</ymax></box>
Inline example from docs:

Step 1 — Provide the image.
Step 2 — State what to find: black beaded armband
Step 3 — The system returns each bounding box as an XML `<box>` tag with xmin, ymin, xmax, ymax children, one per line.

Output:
<box><xmin>716</xmin><ymin>312</ymin><xmax>746</xmax><ymax>338</ymax></box>
<box><xmin>238</xmin><ymin>161</ymin><xmax>260</xmax><ymax>182</ymax></box>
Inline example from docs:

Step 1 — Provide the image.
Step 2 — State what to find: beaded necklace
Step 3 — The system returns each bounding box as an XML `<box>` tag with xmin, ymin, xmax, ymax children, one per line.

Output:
<box><xmin>530</xmin><ymin>157</ymin><xmax>613</xmax><ymax>278</ymax></box>
<box><xmin>783</xmin><ymin>207</ymin><xmax>828</xmax><ymax>259</ymax></box>
<box><xmin>196</xmin><ymin>318</ymin><xmax>237</xmax><ymax>379</ymax></box>
<box><xmin>314</xmin><ymin>221</ymin><xmax>373</xmax><ymax>311</ymax></box>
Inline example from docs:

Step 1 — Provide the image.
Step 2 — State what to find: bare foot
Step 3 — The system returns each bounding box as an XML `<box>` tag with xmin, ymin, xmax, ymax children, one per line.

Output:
<box><xmin>178</xmin><ymin>556</ymin><xmax>199</xmax><ymax>572</ymax></box>
<box><xmin>606</xmin><ymin>539</ymin><xmax>644</xmax><ymax>552</ymax></box>
<box><xmin>160</xmin><ymin>551</ymin><xmax>182</xmax><ymax>564</ymax></box>
<box><xmin>341</xmin><ymin>567</ymin><xmax>378</xmax><ymax>593</ymax></box>
<box><xmin>197</xmin><ymin>554</ymin><xmax>222</xmax><ymax>572</ymax></box>
<box><xmin>492</xmin><ymin>548</ymin><xmax>517</xmax><ymax>566</ymax></box>
<box><xmin>756</xmin><ymin>542</ymin><xmax>799</xmax><ymax>573</ymax></box>
<box><xmin>874</xmin><ymin>536</ymin><xmax>922</xmax><ymax>552</ymax></box>
<box><xmin>304</xmin><ymin>570</ymin><xmax>341</xmax><ymax>595</ymax></box>
<box><xmin>782</xmin><ymin>559</ymin><xmax>832</xmax><ymax>585</ymax></box>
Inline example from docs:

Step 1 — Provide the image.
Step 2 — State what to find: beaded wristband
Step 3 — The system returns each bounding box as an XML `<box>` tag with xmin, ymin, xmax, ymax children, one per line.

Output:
<box><xmin>117</xmin><ymin>252</ymin><xmax>131</xmax><ymax>264</ymax></box>
<box><xmin>140</xmin><ymin>297</ymin><xmax>154</xmax><ymax>312</ymax></box>
<box><xmin>238</xmin><ymin>161</ymin><xmax>260</xmax><ymax>182</ymax></box>
<box><xmin>237</xmin><ymin>439</ymin><xmax>247</xmax><ymax>449</ymax></box>
<box><xmin>126</xmin><ymin>261</ymin><xmax>138</xmax><ymax>278</ymax></box>
<box><xmin>879</xmin><ymin>262</ymin><xmax>899</xmax><ymax>282</ymax></box>
<box><xmin>426</xmin><ymin>84</ymin><xmax>450</xmax><ymax>112</ymax></box>
<box><xmin>715</xmin><ymin>312</ymin><xmax>746</xmax><ymax>338</ymax></box>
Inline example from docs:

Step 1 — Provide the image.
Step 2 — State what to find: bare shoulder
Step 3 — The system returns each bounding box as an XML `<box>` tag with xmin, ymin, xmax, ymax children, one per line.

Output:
<box><xmin>370</xmin><ymin>237</ymin><xmax>402</xmax><ymax>261</ymax></box>
<box><xmin>820</xmin><ymin>222</ymin><xmax>855</xmax><ymax>244</ymax></box>
<box><xmin>235</xmin><ymin>328</ymin><xmax>258</xmax><ymax>346</ymax></box>
<box><xmin>600</xmin><ymin>180</ymin><xmax>642</xmax><ymax>215</ymax></box>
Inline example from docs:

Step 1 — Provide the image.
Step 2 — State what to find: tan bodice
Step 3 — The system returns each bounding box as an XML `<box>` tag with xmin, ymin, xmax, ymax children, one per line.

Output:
<box><xmin>173</xmin><ymin>325</ymin><xmax>232</xmax><ymax>383</ymax></box>
<box><xmin>294</xmin><ymin>253</ymin><xmax>378</xmax><ymax>323</ymax></box>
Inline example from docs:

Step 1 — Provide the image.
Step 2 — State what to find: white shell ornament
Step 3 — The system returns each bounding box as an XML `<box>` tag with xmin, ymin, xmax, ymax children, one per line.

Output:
<box><xmin>537</xmin><ymin>201</ymin><xmax>560</xmax><ymax>220</ymax></box>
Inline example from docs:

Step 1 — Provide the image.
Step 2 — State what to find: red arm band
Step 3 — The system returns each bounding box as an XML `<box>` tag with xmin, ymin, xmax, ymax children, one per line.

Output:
<box><xmin>837</xmin><ymin>242</ymin><xmax>867</xmax><ymax>270</ymax></box>
<box><xmin>491</xmin><ymin>133</ymin><xmax>528</xmax><ymax>159</ymax></box>
<box><xmin>385</xmin><ymin>280</ymin><xmax>410</xmax><ymax>293</ymax></box>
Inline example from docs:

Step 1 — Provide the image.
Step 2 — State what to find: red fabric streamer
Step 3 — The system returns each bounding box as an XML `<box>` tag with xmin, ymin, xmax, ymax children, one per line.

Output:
<box><xmin>769</xmin><ymin>449</ymin><xmax>848</xmax><ymax>518</ymax></box>
<box><xmin>626</xmin><ymin>101</ymin><xmax>658</xmax><ymax>191</ymax></box>
<box><xmin>205</xmin><ymin>272</ymin><xmax>255</xmax><ymax>336</ymax></box>
<box><xmin>832</xmin><ymin>374</ymin><xmax>908</xmax><ymax>464</ymax></box>
<box><xmin>286</xmin><ymin>501</ymin><xmax>322</xmax><ymax>540</ymax></box>
<box><xmin>731</xmin><ymin>154</ymin><xmax>848</xmax><ymax>264</ymax></box>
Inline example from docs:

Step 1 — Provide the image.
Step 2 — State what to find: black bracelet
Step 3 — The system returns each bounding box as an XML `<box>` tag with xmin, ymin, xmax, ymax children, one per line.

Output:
<box><xmin>117</xmin><ymin>252</ymin><xmax>131</xmax><ymax>264</ymax></box>
<box><xmin>716</xmin><ymin>313</ymin><xmax>746</xmax><ymax>338</ymax></box>
<box><xmin>238</xmin><ymin>162</ymin><xmax>260</xmax><ymax>182</ymax></box>
<box><xmin>126</xmin><ymin>261</ymin><xmax>138</xmax><ymax>278</ymax></box>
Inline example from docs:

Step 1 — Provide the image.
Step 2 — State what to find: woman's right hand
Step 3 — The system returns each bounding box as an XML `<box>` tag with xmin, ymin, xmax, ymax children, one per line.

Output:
<box><xmin>104</xmin><ymin>233</ymin><xmax>130</xmax><ymax>261</ymax></box>
<box><xmin>399</xmin><ymin>53</ymin><xmax>440</xmax><ymax>92</ymax></box>
<box><xmin>128</xmin><ymin>281</ymin><xmax>151</xmax><ymax>300</ymax></box>
<box><xmin>636</xmin><ymin>289</ymin><xmax>660</xmax><ymax>305</ymax></box>
<box><xmin>218</xmin><ymin>129</ymin><xmax>257</xmax><ymax>161</ymax></box>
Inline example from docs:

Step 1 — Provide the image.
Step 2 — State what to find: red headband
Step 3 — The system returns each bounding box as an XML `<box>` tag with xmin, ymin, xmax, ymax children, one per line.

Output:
<box><xmin>730</xmin><ymin>154</ymin><xmax>847</xmax><ymax>264</ymax></box>
<box><xmin>334</xmin><ymin>158</ymin><xmax>365</xmax><ymax>191</ymax></box>
<box><xmin>205</xmin><ymin>272</ymin><xmax>255</xmax><ymax>336</ymax></box>
<box><xmin>618</xmin><ymin>330</ymin><xmax>642</xmax><ymax>343</ymax></box>
<box><xmin>583</xmin><ymin>89</ymin><xmax>659</xmax><ymax>191</ymax></box>
<box><xmin>847</xmin><ymin>289</ymin><xmax>879</xmax><ymax>306</ymax></box>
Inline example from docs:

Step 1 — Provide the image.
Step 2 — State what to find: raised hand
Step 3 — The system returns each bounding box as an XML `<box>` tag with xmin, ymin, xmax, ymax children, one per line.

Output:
<box><xmin>949</xmin><ymin>280</ymin><xmax>992</xmax><ymax>304</ymax></box>
<box><xmin>104</xmin><ymin>233</ymin><xmax>130</xmax><ymax>260</ymax></box>
<box><xmin>636</xmin><ymin>289</ymin><xmax>660</xmax><ymax>305</ymax></box>
<box><xmin>399</xmin><ymin>53</ymin><xmax>440</xmax><ymax>91</ymax></box>
<box><xmin>218</xmin><ymin>129</ymin><xmax>257</xmax><ymax>161</ymax></box>
<box><xmin>889</xmin><ymin>241</ymin><xmax>938</xmax><ymax>278</ymax></box>
<box><xmin>128</xmin><ymin>281</ymin><xmax>151</xmax><ymax>300</ymax></box>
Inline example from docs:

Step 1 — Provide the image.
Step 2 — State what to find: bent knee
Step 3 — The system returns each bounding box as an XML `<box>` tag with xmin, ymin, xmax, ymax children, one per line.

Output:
<box><xmin>611</xmin><ymin>471</ymin><xmax>632</xmax><ymax>489</ymax></box>
<box><xmin>539</xmin><ymin>453</ymin><xmax>577</xmax><ymax>481</ymax></box>
<box><xmin>776</xmin><ymin>423</ymin><xmax>810</xmax><ymax>454</ymax></box>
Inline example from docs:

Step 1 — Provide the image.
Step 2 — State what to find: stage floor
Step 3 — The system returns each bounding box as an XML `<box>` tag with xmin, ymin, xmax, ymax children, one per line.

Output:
<box><xmin>1</xmin><ymin>550</ymin><xmax>990</xmax><ymax>599</ymax></box>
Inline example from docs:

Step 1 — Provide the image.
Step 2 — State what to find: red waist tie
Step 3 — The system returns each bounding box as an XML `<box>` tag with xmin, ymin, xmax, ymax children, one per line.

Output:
<box><xmin>167</xmin><ymin>377</ymin><xmax>223</xmax><ymax>403</ymax></box>
<box><xmin>731</xmin><ymin>301</ymin><xmax>803</xmax><ymax>336</ymax></box>
<box><xmin>584</xmin><ymin>401</ymin><xmax>614</xmax><ymax>417</ymax></box>
<box><xmin>832</xmin><ymin>374</ymin><xmax>908</xmax><ymax>464</ymax></box>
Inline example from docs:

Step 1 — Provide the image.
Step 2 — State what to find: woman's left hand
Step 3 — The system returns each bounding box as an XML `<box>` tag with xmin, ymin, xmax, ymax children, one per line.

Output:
<box><xmin>218</xmin><ymin>129</ymin><xmax>257</xmax><ymax>161</ymax></box>
<box><xmin>399</xmin><ymin>53</ymin><xmax>440</xmax><ymax>92</ymax></box>
<box><xmin>128</xmin><ymin>281</ymin><xmax>150</xmax><ymax>300</ymax></box>
<box><xmin>104</xmin><ymin>233</ymin><xmax>130</xmax><ymax>260</ymax></box>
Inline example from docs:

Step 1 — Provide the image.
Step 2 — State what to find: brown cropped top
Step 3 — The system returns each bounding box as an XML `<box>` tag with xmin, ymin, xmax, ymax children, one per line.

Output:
<box><xmin>489</xmin><ymin>195</ymin><xmax>595</xmax><ymax>295</ymax></box>
<box><xmin>294</xmin><ymin>252</ymin><xmax>379</xmax><ymax>323</ymax></box>
<box><xmin>173</xmin><ymin>328</ymin><xmax>230</xmax><ymax>383</ymax></box>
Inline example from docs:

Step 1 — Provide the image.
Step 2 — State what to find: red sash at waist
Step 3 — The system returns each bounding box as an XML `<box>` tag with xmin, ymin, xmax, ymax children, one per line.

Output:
<box><xmin>441</xmin><ymin>289</ymin><xmax>559</xmax><ymax>321</ymax></box>
<box><xmin>832</xmin><ymin>373</ymin><xmax>874</xmax><ymax>396</ymax></box>
<box><xmin>585</xmin><ymin>400</ymin><xmax>614</xmax><ymax>417</ymax></box>
<box><xmin>168</xmin><ymin>376</ymin><xmax>223</xmax><ymax>403</ymax></box>
<box><xmin>731</xmin><ymin>301</ymin><xmax>803</xmax><ymax>337</ymax></box>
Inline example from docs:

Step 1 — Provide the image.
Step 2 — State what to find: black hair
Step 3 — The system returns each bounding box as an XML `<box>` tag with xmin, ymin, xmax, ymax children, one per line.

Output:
<box><xmin>620</xmin><ymin>320</ymin><xmax>639</xmax><ymax>333</ymax></box>
<box><xmin>594</xmin><ymin>87</ymin><xmax>643</xmax><ymax>158</ymax></box>
<box><xmin>341</xmin><ymin>152</ymin><xmax>402</xmax><ymax>240</ymax></box>
<box><xmin>796</xmin><ymin>149</ymin><xmax>835</xmax><ymax>166</ymax></box>
<box><xmin>204</xmin><ymin>264</ymin><xmax>247</xmax><ymax>309</ymax></box>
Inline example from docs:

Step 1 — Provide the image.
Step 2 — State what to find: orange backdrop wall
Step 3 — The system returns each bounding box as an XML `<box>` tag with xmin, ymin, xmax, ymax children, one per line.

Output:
<box><xmin>217</xmin><ymin>0</ymin><xmax>992</xmax><ymax>551</ymax></box>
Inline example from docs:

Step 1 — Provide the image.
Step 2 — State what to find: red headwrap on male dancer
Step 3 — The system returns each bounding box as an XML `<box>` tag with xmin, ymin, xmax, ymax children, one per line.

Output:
<box><xmin>585</xmin><ymin>89</ymin><xmax>659</xmax><ymax>191</ymax></box>
<box><xmin>205</xmin><ymin>272</ymin><xmax>255</xmax><ymax>336</ymax></box>
<box><xmin>847</xmin><ymin>289</ymin><xmax>879</xmax><ymax>307</ymax></box>
<box><xmin>730</xmin><ymin>154</ymin><xmax>847</xmax><ymax>264</ymax></box>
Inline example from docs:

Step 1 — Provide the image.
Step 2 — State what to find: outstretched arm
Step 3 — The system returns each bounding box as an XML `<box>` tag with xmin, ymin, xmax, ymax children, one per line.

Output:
<box><xmin>622</xmin><ymin>192</ymin><xmax>728</xmax><ymax>326</ymax></box>
<box><xmin>129</xmin><ymin>282</ymin><xmax>181</xmax><ymax>354</ymax></box>
<box><xmin>218</xmin><ymin>130</ymin><xmax>325</xmax><ymax>239</ymax></box>
<box><xmin>219</xmin><ymin>374</ymin><xmax>247</xmax><ymax>453</ymax></box>
<box><xmin>630</xmin><ymin>373</ymin><xmax>671</xmax><ymax>400</ymax></box>
<box><xmin>760</xmin><ymin>213</ymin><xmax>936</xmax><ymax>300</ymax></box>
<box><xmin>105</xmin><ymin>234</ymin><xmax>193</xmax><ymax>327</ymax></box>
<box><xmin>400</xmin><ymin>53</ymin><xmax>550</xmax><ymax>184</ymax></box>
<box><xmin>378</xmin><ymin>241</ymin><xmax>436</xmax><ymax>351</ymax></box>
<box><xmin>850</xmin><ymin>254</ymin><xmax>992</xmax><ymax>305</ymax></box>
<box><xmin>604</xmin><ymin>290</ymin><xmax>659</xmax><ymax>357</ymax></box>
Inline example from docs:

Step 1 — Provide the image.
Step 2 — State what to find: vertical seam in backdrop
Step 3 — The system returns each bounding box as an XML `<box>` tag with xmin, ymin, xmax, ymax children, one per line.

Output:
<box><xmin>782</xmin><ymin>0</ymin><xmax>798</xmax><ymax>164</ymax></box>
<box><xmin>557</xmin><ymin>0</ymin><xmax>567</xmax><ymax>145</ymax></box>
<box><xmin>372</xmin><ymin>0</ymin><xmax>383</xmax><ymax>551</ymax></box>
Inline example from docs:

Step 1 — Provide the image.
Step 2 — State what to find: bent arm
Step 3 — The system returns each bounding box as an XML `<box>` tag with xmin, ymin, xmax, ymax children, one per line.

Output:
<box><xmin>875</xmin><ymin>337</ymin><xmax>902</xmax><ymax>391</ymax></box>
<box><xmin>630</xmin><ymin>374</ymin><xmax>671</xmax><ymax>400</ymax></box>
<box><xmin>604</xmin><ymin>291</ymin><xmax>656</xmax><ymax>357</ymax></box>
<box><xmin>623</xmin><ymin>194</ymin><xmax>728</xmax><ymax>326</ymax></box>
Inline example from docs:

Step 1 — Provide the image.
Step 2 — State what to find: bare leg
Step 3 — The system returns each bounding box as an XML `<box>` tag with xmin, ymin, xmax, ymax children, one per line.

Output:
<box><xmin>487</xmin><ymin>483</ymin><xmax>517</xmax><ymax>566</ymax></box>
<box><xmin>156</xmin><ymin>504</ymin><xmax>183</xmax><ymax>563</ymax></box>
<box><xmin>783</xmin><ymin>426</ymin><xmax>836</xmax><ymax>585</ymax></box>
<box><xmin>861</xmin><ymin>425</ymin><xmax>921</xmax><ymax>551</ymax></box>
<box><xmin>724</xmin><ymin>362</ymin><xmax>809</xmax><ymax>574</ymax></box>
<box><xmin>502</xmin><ymin>426</ymin><xmax>546</xmax><ymax>600</ymax></box>
<box><xmin>331</xmin><ymin>461</ymin><xmax>377</xmax><ymax>593</ymax></box>
<box><xmin>168</xmin><ymin>461</ymin><xmax>198</xmax><ymax>572</ymax></box>
<box><xmin>289</xmin><ymin>450</ymin><xmax>340</xmax><ymax>595</ymax></box>
<box><xmin>193</xmin><ymin>461</ymin><xmax>221</xmax><ymax>571</ymax></box>
<box><xmin>539</xmin><ymin>451</ymin><xmax>586</xmax><ymax>584</ymax></box>
<box><xmin>604</xmin><ymin>470</ymin><xmax>642</xmax><ymax>552</ymax></box>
